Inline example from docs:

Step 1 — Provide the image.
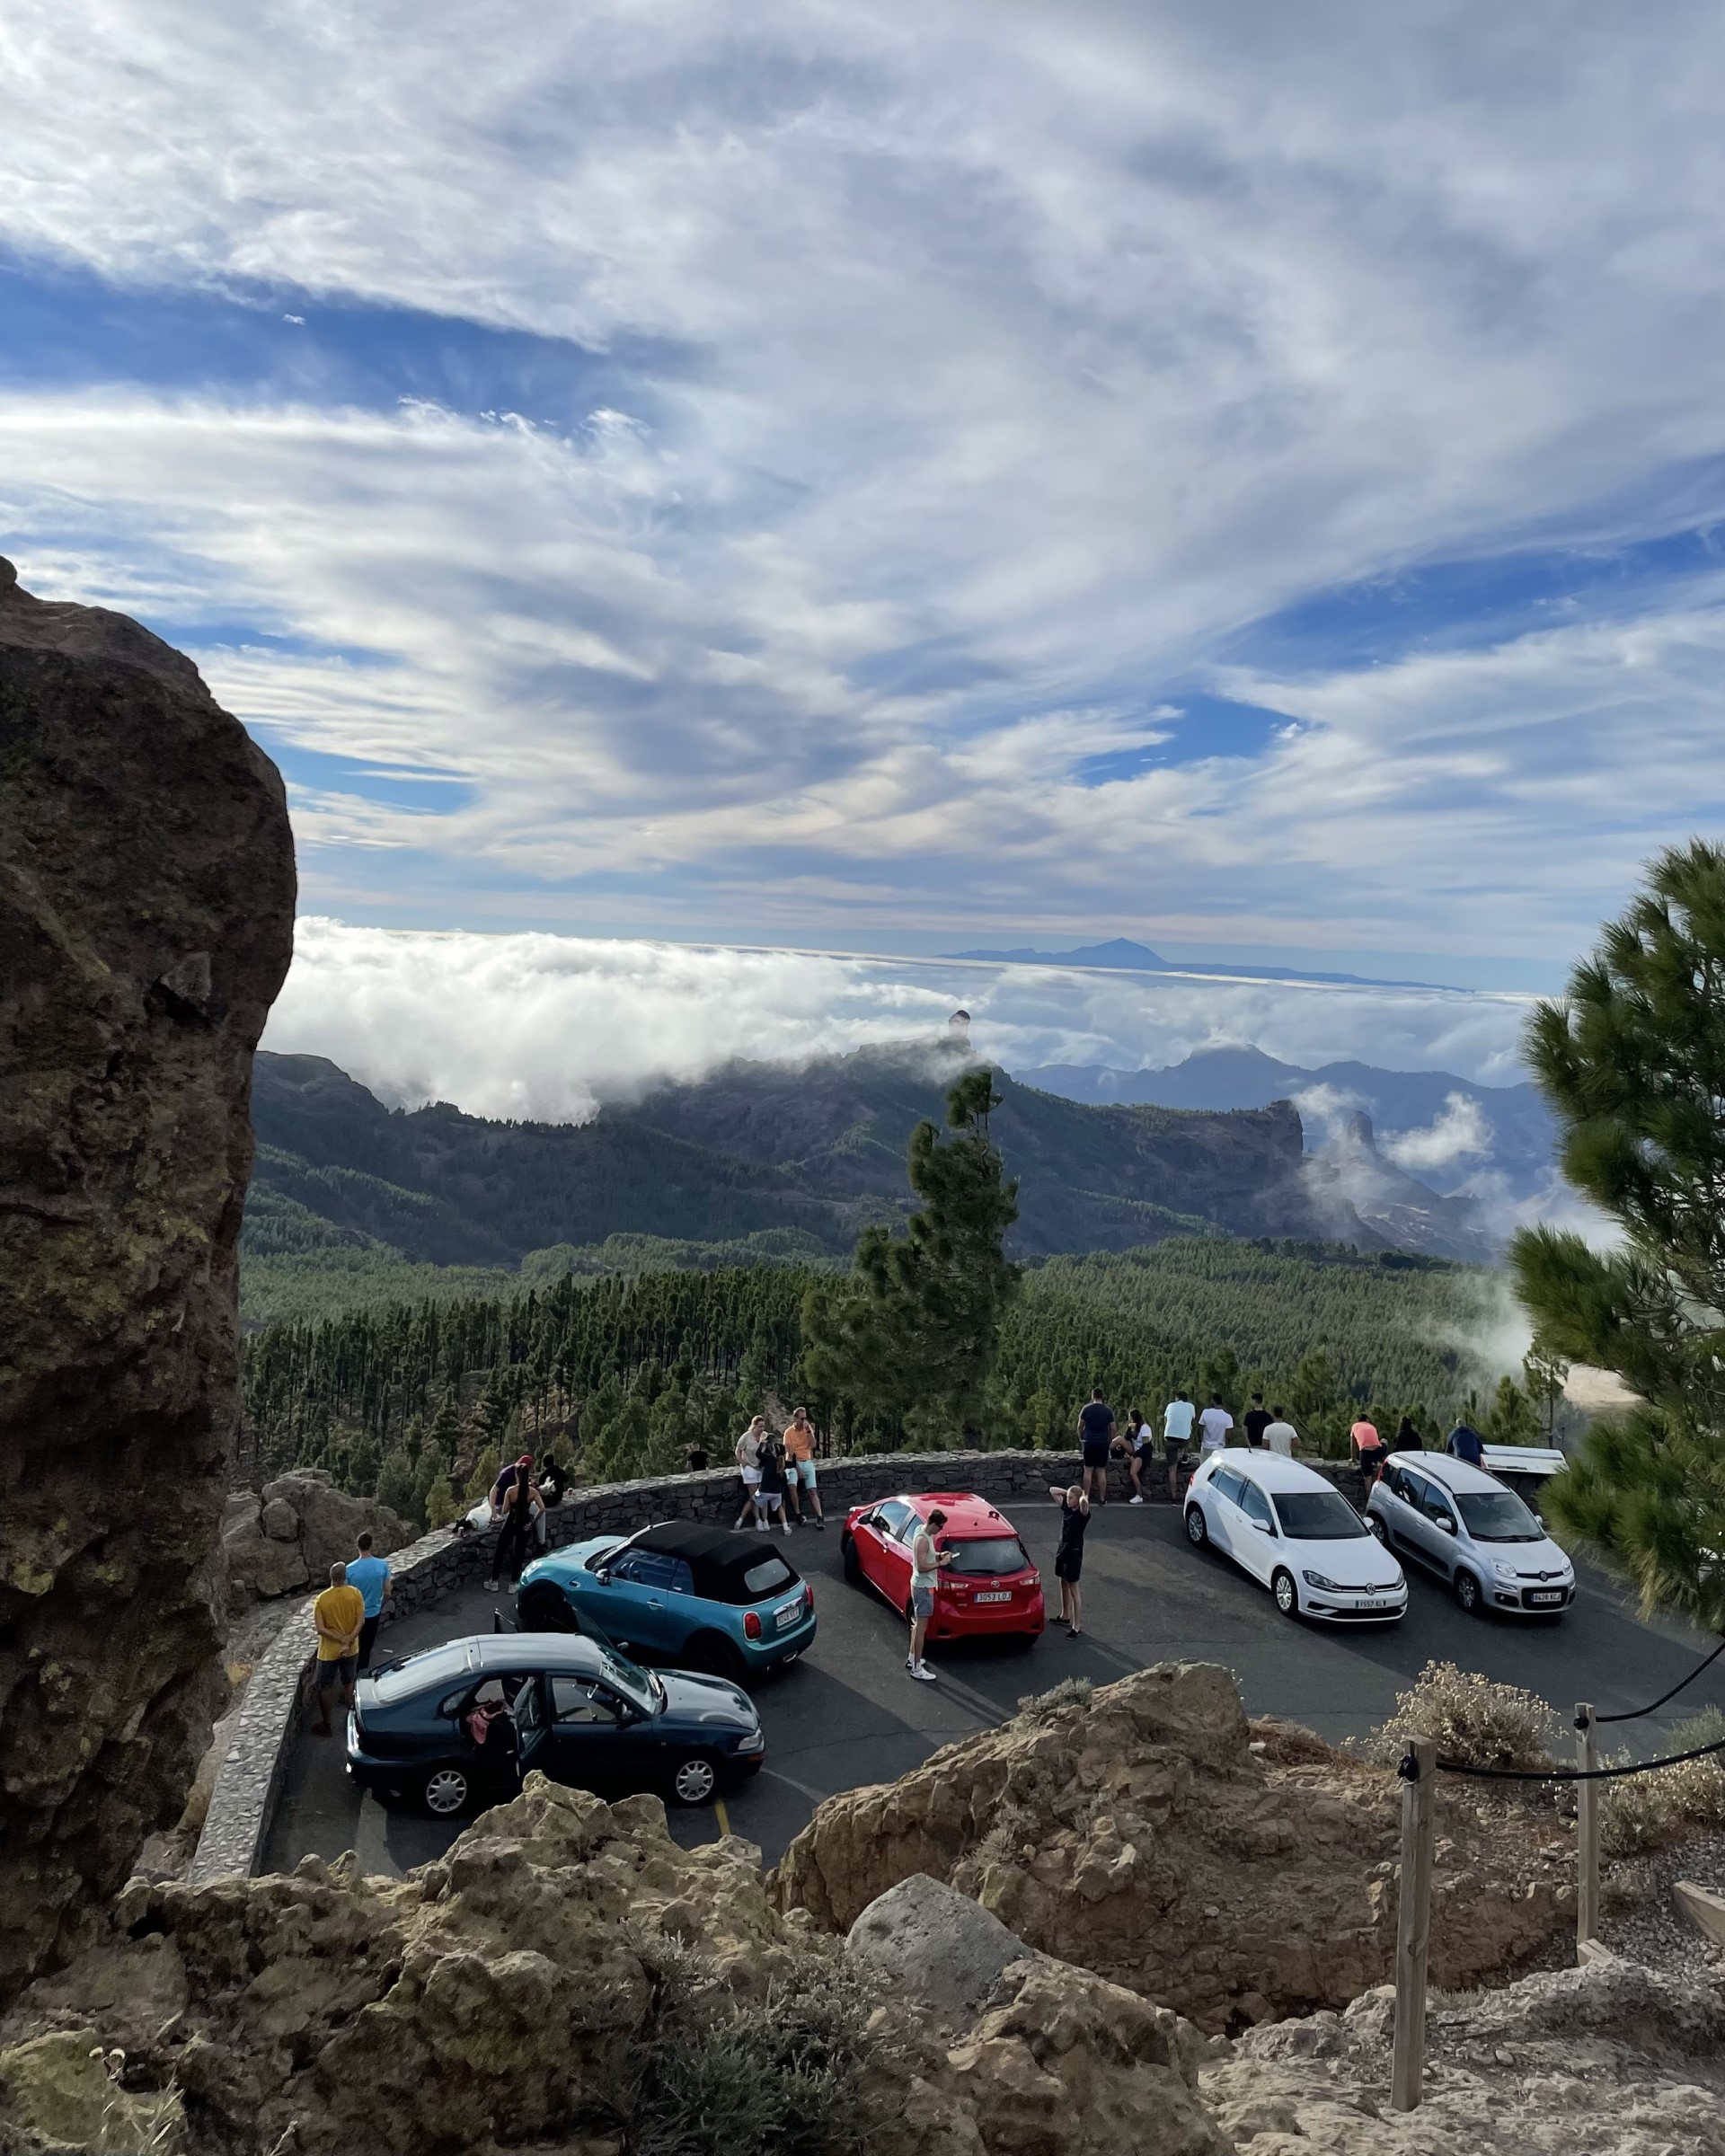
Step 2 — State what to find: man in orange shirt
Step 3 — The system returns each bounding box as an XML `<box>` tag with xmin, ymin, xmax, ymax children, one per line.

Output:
<box><xmin>782</xmin><ymin>1405</ymin><xmax>825</xmax><ymax>1530</ymax></box>
<box><xmin>1351</xmin><ymin>1415</ymin><xmax>1386</xmax><ymax>1491</ymax></box>
<box><xmin>312</xmin><ymin>1560</ymin><xmax>366</xmax><ymax>1736</ymax></box>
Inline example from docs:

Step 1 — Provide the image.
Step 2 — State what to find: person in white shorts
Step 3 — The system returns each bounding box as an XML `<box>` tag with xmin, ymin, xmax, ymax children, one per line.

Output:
<box><xmin>732</xmin><ymin>1415</ymin><xmax>767</xmax><ymax>1528</ymax></box>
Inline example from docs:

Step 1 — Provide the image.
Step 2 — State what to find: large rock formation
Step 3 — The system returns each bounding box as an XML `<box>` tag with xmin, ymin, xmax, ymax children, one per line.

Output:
<box><xmin>0</xmin><ymin>560</ymin><xmax>295</xmax><ymax>1998</ymax></box>
<box><xmin>221</xmin><ymin>1469</ymin><xmax>411</xmax><ymax>1604</ymax></box>
<box><xmin>773</xmin><ymin>1665</ymin><xmax>1573</xmax><ymax>2029</ymax></box>
<box><xmin>0</xmin><ymin>1774</ymin><xmax>1233</xmax><ymax>2156</ymax></box>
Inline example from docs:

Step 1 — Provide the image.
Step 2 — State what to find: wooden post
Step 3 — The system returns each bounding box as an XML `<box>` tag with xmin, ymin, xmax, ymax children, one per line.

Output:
<box><xmin>1576</xmin><ymin>1701</ymin><xmax>1598</xmax><ymax>1955</ymax></box>
<box><xmin>1391</xmin><ymin>1737</ymin><xmax>1437</xmax><ymax>2114</ymax></box>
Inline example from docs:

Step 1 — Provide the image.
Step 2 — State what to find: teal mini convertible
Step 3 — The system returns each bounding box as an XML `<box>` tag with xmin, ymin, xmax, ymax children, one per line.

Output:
<box><xmin>517</xmin><ymin>1519</ymin><xmax>816</xmax><ymax>1685</ymax></box>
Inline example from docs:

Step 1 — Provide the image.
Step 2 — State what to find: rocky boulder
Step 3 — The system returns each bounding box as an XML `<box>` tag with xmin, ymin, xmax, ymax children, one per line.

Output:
<box><xmin>0</xmin><ymin>560</ymin><xmax>295</xmax><ymax>1999</ymax></box>
<box><xmin>0</xmin><ymin>1772</ymin><xmax>1234</xmax><ymax>2156</ymax></box>
<box><xmin>221</xmin><ymin>1470</ymin><xmax>411</xmax><ymax>1604</ymax></box>
<box><xmin>1205</xmin><ymin>1948</ymin><xmax>1725</xmax><ymax>2153</ymax></box>
<box><xmin>773</xmin><ymin>1663</ymin><xmax>1572</xmax><ymax>2030</ymax></box>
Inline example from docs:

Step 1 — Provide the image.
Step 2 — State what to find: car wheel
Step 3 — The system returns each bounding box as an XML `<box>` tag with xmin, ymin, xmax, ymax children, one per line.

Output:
<box><xmin>1454</xmin><ymin>1568</ymin><xmax>1482</xmax><ymax>1616</ymax></box>
<box><xmin>1272</xmin><ymin>1568</ymin><xmax>1302</xmax><ymax>1620</ymax></box>
<box><xmin>669</xmin><ymin>1753</ymin><xmax>720</xmax><ymax>1806</ymax></box>
<box><xmin>1184</xmin><ymin>1505</ymin><xmax>1208</xmax><ymax>1549</ymax></box>
<box><xmin>518</xmin><ymin>1584</ymin><xmax>579</xmax><ymax>1632</ymax></box>
<box><xmin>1366</xmin><ymin>1514</ymin><xmax>1387</xmax><ymax>1542</ymax></box>
<box><xmin>421</xmin><ymin>1764</ymin><xmax>472</xmax><ymax>1817</ymax></box>
<box><xmin>842</xmin><ymin>1533</ymin><xmax>863</xmax><ymax>1586</ymax></box>
<box><xmin>686</xmin><ymin>1632</ymin><xmax>747</xmax><ymax>1684</ymax></box>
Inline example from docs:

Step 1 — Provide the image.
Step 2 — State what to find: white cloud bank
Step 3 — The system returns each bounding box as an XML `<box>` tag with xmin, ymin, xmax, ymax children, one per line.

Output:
<box><xmin>3</xmin><ymin>3</ymin><xmax>1725</xmax><ymax>958</ymax></box>
<box><xmin>266</xmin><ymin>918</ymin><xmax>1536</xmax><ymax>1123</ymax></box>
<box><xmin>1381</xmin><ymin>1092</ymin><xmax>1494</xmax><ymax>1171</ymax></box>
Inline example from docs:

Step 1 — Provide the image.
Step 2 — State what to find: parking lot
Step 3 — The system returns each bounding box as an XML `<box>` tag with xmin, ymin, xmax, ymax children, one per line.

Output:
<box><xmin>263</xmin><ymin>1488</ymin><xmax>1725</xmax><ymax>1877</ymax></box>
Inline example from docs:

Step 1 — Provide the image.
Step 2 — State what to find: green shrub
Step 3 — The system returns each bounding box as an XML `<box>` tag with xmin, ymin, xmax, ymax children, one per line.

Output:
<box><xmin>625</xmin><ymin>1939</ymin><xmax>903</xmax><ymax>2156</ymax></box>
<box><xmin>1364</xmin><ymin>1659</ymin><xmax>1561</xmax><ymax>1774</ymax></box>
<box><xmin>1601</xmin><ymin>1705</ymin><xmax>1725</xmax><ymax>1856</ymax></box>
<box><xmin>1014</xmin><ymin>1676</ymin><xmax>1092</xmax><ymax>1727</ymax></box>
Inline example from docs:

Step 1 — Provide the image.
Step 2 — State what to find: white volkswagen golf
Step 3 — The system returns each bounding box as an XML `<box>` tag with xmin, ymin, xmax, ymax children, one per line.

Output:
<box><xmin>1185</xmin><ymin>1450</ymin><xmax>1409</xmax><ymax>1621</ymax></box>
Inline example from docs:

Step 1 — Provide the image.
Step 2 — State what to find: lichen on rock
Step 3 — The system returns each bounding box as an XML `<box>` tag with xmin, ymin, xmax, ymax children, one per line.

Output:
<box><xmin>0</xmin><ymin>558</ymin><xmax>296</xmax><ymax>2000</ymax></box>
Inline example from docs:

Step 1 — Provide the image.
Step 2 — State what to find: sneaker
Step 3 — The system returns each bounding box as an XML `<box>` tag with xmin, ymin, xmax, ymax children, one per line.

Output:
<box><xmin>814</xmin><ymin>1517</ymin><xmax>826</xmax><ymax>1530</ymax></box>
<box><xmin>910</xmin><ymin>1662</ymin><xmax>938</xmax><ymax>1683</ymax></box>
<box><xmin>483</xmin><ymin>1579</ymin><xmax>499</xmax><ymax>1593</ymax></box>
<box><xmin>906</xmin><ymin>1655</ymin><xmax>916</xmax><ymax>1670</ymax></box>
<box><xmin>1129</xmin><ymin>1495</ymin><xmax>1145</xmax><ymax>1505</ymax></box>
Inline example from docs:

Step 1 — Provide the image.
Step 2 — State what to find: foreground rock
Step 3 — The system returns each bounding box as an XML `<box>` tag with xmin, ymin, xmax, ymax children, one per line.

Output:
<box><xmin>1206</xmin><ymin>1949</ymin><xmax>1725</xmax><ymax>2153</ymax></box>
<box><xmin>774</xmin><ymin>1664</ymin><xmax>1572</xmax><ymax>2028</ymax></box>
<box><xmin>0</xmin><ymin>1774</ymin><xmax>1232</xmax><ymax>2156</ymax></box>
<box><xmin>0</xmin><ymin>560</ymin><xmax>295</xmax><ymax>1999</ymax></box>
<box><xmin>221</xmin><ymin>1469</ymin><xmax>411</xmax><ymax>1604</ymax></box>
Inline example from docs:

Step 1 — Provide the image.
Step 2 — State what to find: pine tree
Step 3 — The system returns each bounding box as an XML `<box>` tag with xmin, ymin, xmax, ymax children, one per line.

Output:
<box><xmin>802</xmin><ymin>1070</ymin><xmax>1021</xmax><ymax>1444</ymax></box>
<box><xmin>1511</xmin><ymin>840</ymin><xmax>1725</xmax><ymax>1628</ymax></box>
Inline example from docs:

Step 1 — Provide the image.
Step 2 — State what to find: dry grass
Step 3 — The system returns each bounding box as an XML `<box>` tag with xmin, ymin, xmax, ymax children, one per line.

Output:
<box><xmin>1361</xmin><ymin>1660</ymin><xmax>1563</xmax><ymax>1775</ymax></box>
<box><xmin>1601</xmin><ymin>1706</ymin><xmax>1725</xmax><ymax>1858</ymax></box>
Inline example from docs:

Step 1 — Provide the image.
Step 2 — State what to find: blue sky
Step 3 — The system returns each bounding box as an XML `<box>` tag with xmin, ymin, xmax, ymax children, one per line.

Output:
<box><xmin>5</xmin><ymin>1</ymin><xmax>1725</xmax><ymax>1029</ymax></box>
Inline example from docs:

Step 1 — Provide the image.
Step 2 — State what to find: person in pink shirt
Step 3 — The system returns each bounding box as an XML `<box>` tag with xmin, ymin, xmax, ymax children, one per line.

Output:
<box><xmin>1351</xmin><ymin>1416</ymin><xmax>1385</xmax><ymax>1488</ymax></box>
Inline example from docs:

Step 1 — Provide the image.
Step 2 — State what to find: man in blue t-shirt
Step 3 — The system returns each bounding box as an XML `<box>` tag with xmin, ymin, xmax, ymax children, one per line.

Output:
<box><xmin>346</xmin><ymin>1533</ymin><xmax>393</xmax><ymax>1669</ymax></box>
<box><xmin>1446</xmin><ymin>1422</ymin><xmax>1485</xmax><ymax>1467</ymax></box>
<box><xmin>1077</xmin><ymin>1388</ymin><xmax>1116</xmax><ymax>1505</ymax></box>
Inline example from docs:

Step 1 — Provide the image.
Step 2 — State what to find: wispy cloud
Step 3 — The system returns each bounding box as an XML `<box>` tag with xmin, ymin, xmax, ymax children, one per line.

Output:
<box><xmin>3</xmin><ymin>3</ymin><xmax>1725</xmax><ymax>962</ymax></box>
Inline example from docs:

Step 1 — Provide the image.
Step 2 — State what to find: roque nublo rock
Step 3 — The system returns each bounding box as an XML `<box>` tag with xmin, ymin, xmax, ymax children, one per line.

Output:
<box><xmin>0</xmin><ymin>558</ymin><xmax>294</xmax><ymax>1998</ymax></box>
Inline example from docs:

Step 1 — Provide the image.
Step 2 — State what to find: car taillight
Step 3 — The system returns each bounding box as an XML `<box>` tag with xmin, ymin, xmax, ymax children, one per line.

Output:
<box><xmin>744</xmin><ymin>1610</ymin><xmax>763</xmax><ymax>1639</ymax></box>
<box><xmin>803</xmin><ymin>1582</ymin><xmax>815</xmax><ymax>1613</ymax></box>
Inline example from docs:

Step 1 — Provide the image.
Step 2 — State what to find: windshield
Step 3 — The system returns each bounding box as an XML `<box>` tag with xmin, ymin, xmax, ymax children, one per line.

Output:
<box><xmin>942</xmin><ymin>1535</ymin><xmax>1031</xmax><ymax>1576</ymax></box>
<box><xmin>743</xmin><ymin>1556</ymin><xmax>796</xmax><ymax>1597</ymax></box>
<box><xmin>1455</xmin><ymin>1489</ymin><xmax>1544</xmax><ymax>1542</ymax></box>
<box><xmin>597</xmin><ymin>1644</ymin><xmax>658</xmax><ymax>1712</ymax></box>
<box><xmin>1273</xmin><ymin>1491</ymin><xmax>1369</xmax><ymax>1541</ymax></box>
<box><xmin>371</xmin><ymin>1643</ymin><xmax>466</xmax><ymax>1701</ymax></box>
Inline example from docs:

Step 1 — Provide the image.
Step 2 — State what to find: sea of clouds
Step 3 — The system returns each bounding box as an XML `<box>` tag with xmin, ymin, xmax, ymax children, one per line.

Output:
<box><xmin>267</xmin><ymin>917</ymin><xmax>1538</xmax><ymax>1124</ymax></box>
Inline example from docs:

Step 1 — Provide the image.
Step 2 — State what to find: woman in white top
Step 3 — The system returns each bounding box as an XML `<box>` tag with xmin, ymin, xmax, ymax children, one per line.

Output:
<box><xmin>732</xmin><ymin>1415</ymin><xmax>768</xmax><ymax>1529</ymax></box>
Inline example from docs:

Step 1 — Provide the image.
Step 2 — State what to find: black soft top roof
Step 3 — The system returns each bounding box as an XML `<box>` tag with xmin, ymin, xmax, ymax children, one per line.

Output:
<box><xmin>633</xmin><ymin>1519</ymin><xmax>801</xmax><ymax>1604</ymax></box>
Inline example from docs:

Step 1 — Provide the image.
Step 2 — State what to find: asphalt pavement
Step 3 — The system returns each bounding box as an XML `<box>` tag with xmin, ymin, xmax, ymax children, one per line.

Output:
<box><xmin>261</xmin><ymin>1488</ymin><xmax>1725</xmax><ymax>1878</ymax></box>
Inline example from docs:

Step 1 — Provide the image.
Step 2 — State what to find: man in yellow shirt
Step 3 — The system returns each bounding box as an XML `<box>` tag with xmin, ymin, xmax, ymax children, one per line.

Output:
<box><xmin>312</xmin><ymin>1560</ymin><xmax>366</xmax><ymax>1736</ymax></box>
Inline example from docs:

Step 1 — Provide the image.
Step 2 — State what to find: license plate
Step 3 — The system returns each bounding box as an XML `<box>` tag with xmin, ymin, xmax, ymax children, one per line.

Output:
<box><xmin>774</xmin><ymin>1603</ymin><xmax>802</xmax><ymax>1629</ymax></box>
<box><xmin>1527</xmin><ymin>1590</ymin><xmax>1564</xmax><ymax>1605</ymax></box>
<box><xmin>973</xmin><ymin>1590</ymin><xmax>1011</xmax><ymax>1604</ymax></box>
<box><xmin>1356</xmin><ymin>1598</ymin><xmax>1393</xmax><ymax>1610</ymax></box>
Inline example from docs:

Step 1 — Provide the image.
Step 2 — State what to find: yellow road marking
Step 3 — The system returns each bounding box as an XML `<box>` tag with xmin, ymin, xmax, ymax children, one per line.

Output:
<box><xmin>714</xmin><ymin>1797</ymin><xmax>732</xmax><ymax>1838</ymax></box>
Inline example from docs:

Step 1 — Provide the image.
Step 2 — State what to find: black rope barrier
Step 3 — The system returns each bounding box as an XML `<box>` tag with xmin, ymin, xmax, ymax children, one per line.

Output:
<box><xmin>1590</xmin><ymin>1632</ymin><xmax>1725</xmax><ymax>1725</ymax></box>
<box><xmin>1401</xmin><ymin>1732</ymin><xmax>1725</xmax><ymax>1786</ymax></box>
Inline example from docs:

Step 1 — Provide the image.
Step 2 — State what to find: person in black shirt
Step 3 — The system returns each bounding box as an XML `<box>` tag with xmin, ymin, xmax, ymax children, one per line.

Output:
<box><xmin>1047</xmin><ymin>1482</ymin><xmax>1092</xmax><ymax>1636</ymax></box>
<box><xmin>1242</xmin><ymin>1392</ymin><xmax>1271</xmax><ymax>1449</ymax></box>
<box><xmin>1391</xmin><ymin>1416</ymin><xmax>1423</xmax><ymax>1454</ymax></box>
<box><xmin>1076</xmin><ymin>1387</ymin><xmax>1115</xmax><ymax>1506</ymax></box>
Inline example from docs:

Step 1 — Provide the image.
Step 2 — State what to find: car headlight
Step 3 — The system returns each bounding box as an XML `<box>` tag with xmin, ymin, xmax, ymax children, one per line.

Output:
<box><xmin>736</xmin><ymin>1730</ymin><xmax>765</xmax><ymax>1754</ymax></box>
<box><xmin>1301</xmin><ymin>1569</ymin><xmax>1344</xmax><ymax>1592</ymax></box>
<box><xmin>1493</xmin><ymin>1560</ymin><xmax>1520</xmax><ymax>1580</ymax></box>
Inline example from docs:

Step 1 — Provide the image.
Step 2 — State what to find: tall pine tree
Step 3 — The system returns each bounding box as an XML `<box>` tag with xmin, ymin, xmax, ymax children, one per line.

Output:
<box><xmin>1512</xmin><ymin>840</ymin><xmax>1725</xmax><ymax>1629</ymax></box>
<box><xmin>802</xmin><ymin>1070</ymin><xmax>1021</xmax><ymax>1445</ymax></box>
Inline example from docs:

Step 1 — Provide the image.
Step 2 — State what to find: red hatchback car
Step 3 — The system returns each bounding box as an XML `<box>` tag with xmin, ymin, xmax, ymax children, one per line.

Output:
<box><xmin>841</xmin><ymin>1492</ymin><xmax>1045</xmax><ymax>1648</ymax></box>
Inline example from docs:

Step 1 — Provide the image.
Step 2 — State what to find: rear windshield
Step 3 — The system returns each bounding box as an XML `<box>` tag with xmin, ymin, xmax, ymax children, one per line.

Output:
<box><xmin>743</xmin><ymin>1555</ymin><xmax>797</xmax><ymax>1598</ymax></box>
<box><xmin>1272</xmin><ymin>1491</ymin><xmax>1368</xmax><ymax>1541</ymax></box>
<box><xmin>371</xmin><ymin>1643</ymin><xmax>467</xmax><ymax>1701</ymax></box>
<box><xmin>1456</xmin><ymin>1489</ymin><xmax>1544</xmax><ymax>1542</ymax></box>
<box><xmin>942</xmin><ymin>1535</ymin><xmax>1031</xmax><ymax>1576</ymax></box>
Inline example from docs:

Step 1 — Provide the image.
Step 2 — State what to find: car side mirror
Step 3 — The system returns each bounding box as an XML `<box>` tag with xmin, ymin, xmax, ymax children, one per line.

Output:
<box><xmin>1438</xmin><ymin>1515</ymin><xmax>1457</xmax><ymax>1535</ymax></box>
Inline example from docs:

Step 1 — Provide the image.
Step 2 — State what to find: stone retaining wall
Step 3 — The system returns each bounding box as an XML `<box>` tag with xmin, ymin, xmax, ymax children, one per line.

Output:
<box><xmin>187</xmin><ymin>1445</ymin><xmax>1360</xmax><ymax>1883</ymax></box>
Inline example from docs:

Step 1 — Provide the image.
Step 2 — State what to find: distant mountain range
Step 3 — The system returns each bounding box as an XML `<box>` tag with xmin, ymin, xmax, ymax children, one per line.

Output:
<box><xmin>246</xmin><ymin>1038</ymin><xmax>1497</xmax><ymax>1277</ymax></box>
<box><xmin>945</xmin><ymin>935</ymin><xmax>1466</xmax><ymax>992</ymax></box>
<box><xmin>1013</xmin><ymin>1045</ymin><xmax>1556</xmax><ymax>1202</ymax></box>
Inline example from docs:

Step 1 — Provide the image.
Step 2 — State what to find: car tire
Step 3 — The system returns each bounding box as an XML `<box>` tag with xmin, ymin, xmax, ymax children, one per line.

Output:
<box><xmin>518</xmin><ymin>1584</ymin><xmax>580</xmax><ymax>1633</ymax></box>
<box><xmin>668</xmin><ymin>1752</ymin><xmax>720</xmax><ymax>1806</ymax></box>
<box><xmin>686</xmin><ymin>1631</ymin><xmax>747</xmax><ymax>1684</ymax></box>
<box><xmin>421</xmin><ymin>1763</ymin><xmax>472</xmax><ymax>1817</ymax></box>
<box><xmin>1184</xmin><ymin>1505</ymin><xmax>1208</xmax><ymax>1549</ymax></box>
<box><xmin>1366</xmin><ymin>1515</ymin><xmax>1387</xmax><ymax>1542</ymax></box>
<box><xmin>1454</xmin><ymin>1568</ymin><xmax>1482</xmax><ymax>1616</ymax></box>
<box><xmin>842</xmin><ymin>1534</ymin><xmax>863</xmax><ymax>1586</ymax></box>
<box><xmin>1271</xmin><ymin>1568</ymin><xmax>1300</xmax><ymax>1620</ymax></box>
